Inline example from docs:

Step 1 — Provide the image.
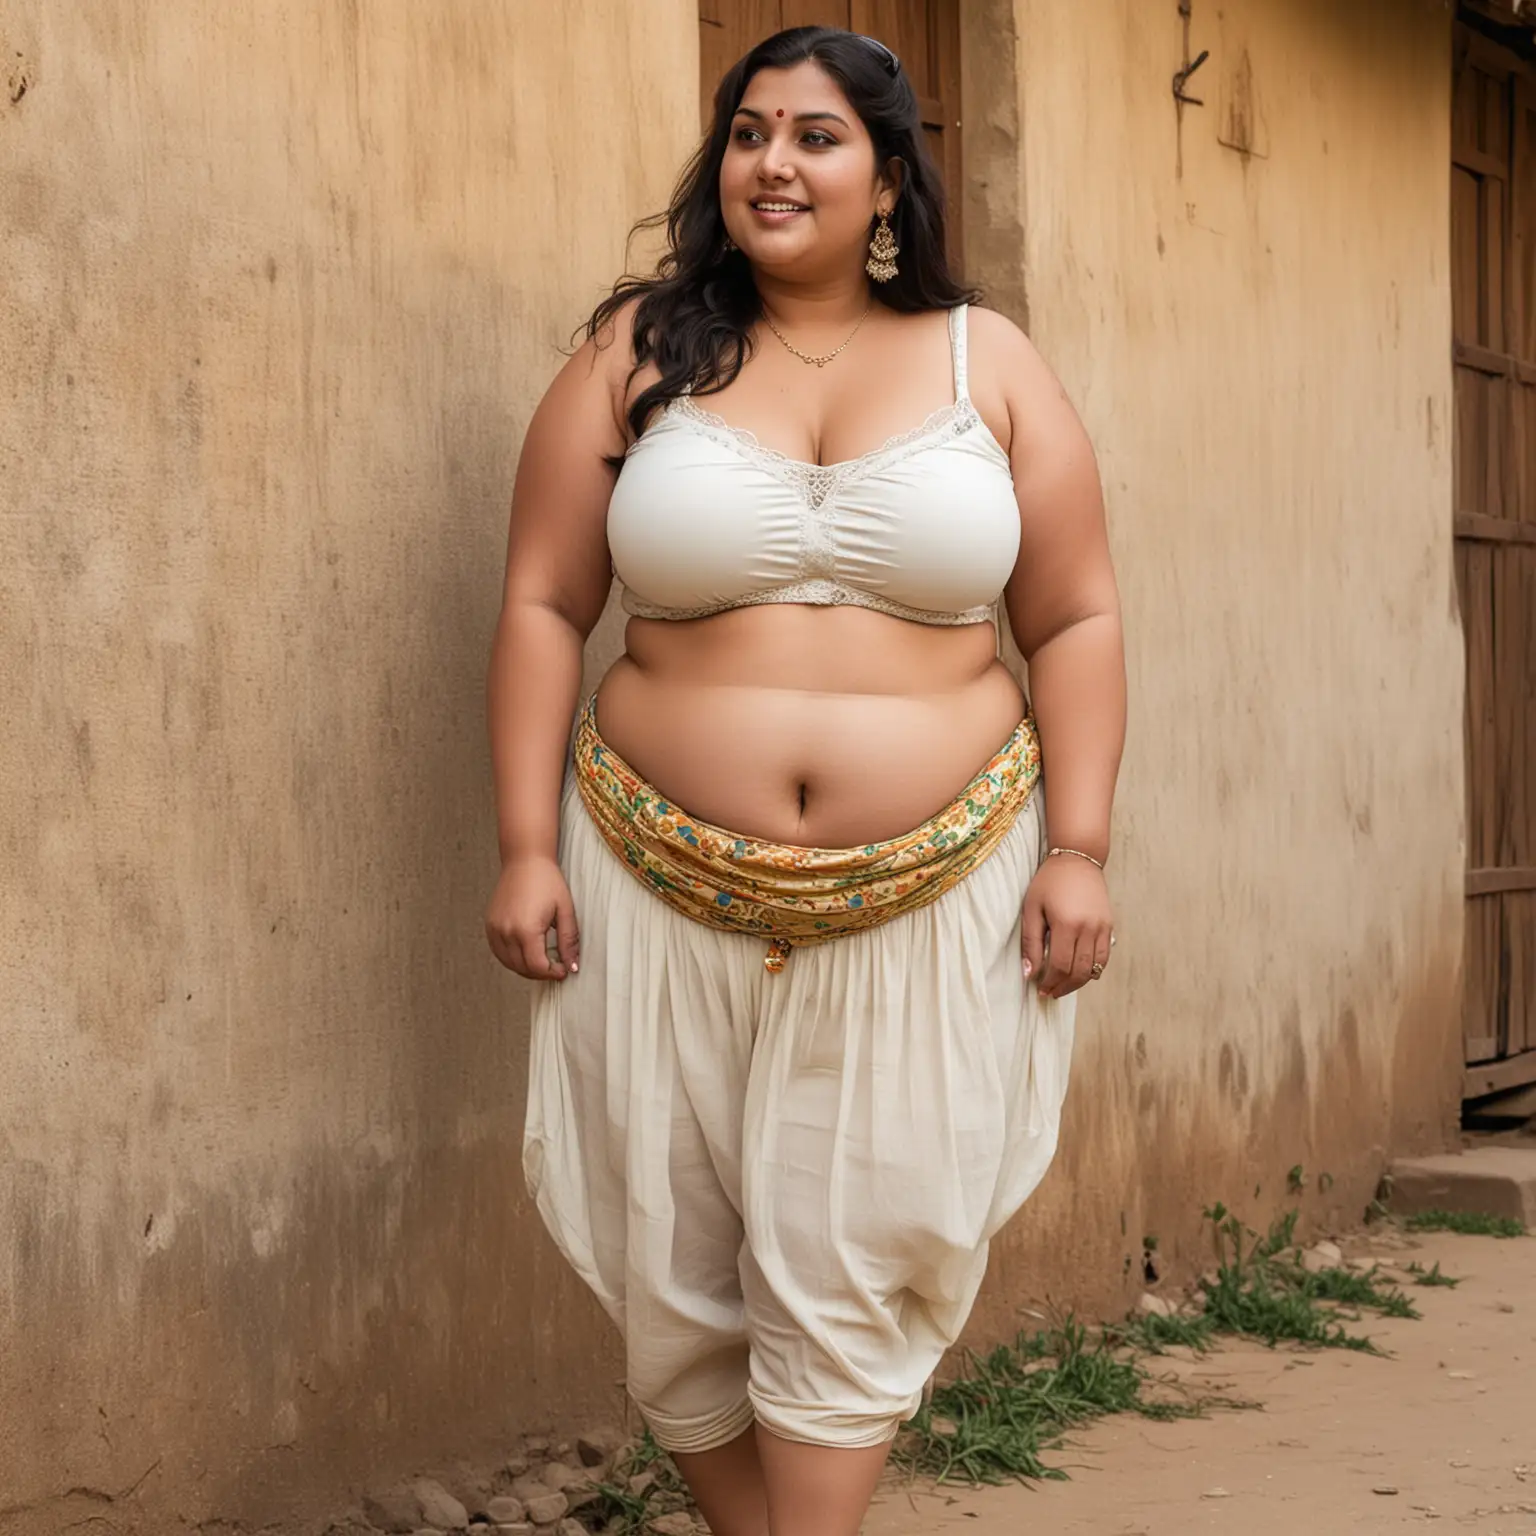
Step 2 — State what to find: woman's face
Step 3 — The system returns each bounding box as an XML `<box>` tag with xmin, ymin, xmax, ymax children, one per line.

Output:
<box><xmin>719</xmin><ymin>61</ymin><xmax>895</xmax><ymax>280</ymax></box>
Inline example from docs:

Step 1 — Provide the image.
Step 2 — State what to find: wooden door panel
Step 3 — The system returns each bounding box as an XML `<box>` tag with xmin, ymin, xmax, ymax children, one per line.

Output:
<box><xmin>1486</xmin><ymin>183</ymin><xmax>1507</xmax><ymax>353</ymax></box>
<box><xmin>783</xmin><ymin>0</ymin><xmax>850</xmax><ymax>27</ymax></box>
<box><xmin>1512</xmin><ymin>893</ymin><xmax>1535</xmax><ymax>1055</ymax></box>
<box><xmin>700</xmin><ymin>0</ymin><xmax>783</xmax><ymax>121</ymax></box>
<box><xmin>1453</xmin><ymin>17</ymin><xmax>1536</xmax><ymax>1093</ymax></box>
<box><xmin>1453</xmin><ymin>170</ymin><xmax>1482</xmax><ymax>341</ymax></box>
<box><xmin>1465</xmin><ymin>898</ymin><xmax>1500</xmax><ymax>1063</ymax></box>
<box><xmin>1516</xmin><ymin>379</ymin><xmax>1536</xmax><ymax>523</ymax></box>
<box><xmin>852</xmin><ymin>0</ymin><xmax>931</xmax><ymax>89</ymax></box>
<box><xmin>1458</xmin><ymin>539</ymin><xmax>1497</xmax><ymax>866</ymax></box>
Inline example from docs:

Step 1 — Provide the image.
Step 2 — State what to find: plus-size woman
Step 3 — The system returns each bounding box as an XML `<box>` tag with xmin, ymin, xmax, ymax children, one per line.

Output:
<box><xmin>486</xmin><ymin>26</ymin><xmax>1125</xmax><ymax>1536</ymax></box>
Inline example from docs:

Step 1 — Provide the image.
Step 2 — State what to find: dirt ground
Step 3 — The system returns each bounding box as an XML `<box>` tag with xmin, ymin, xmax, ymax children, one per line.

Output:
<box><xmin>865</xmin><ymin>1229</ymin><xmax>1535</xmax><ymax>1535</ymax></box>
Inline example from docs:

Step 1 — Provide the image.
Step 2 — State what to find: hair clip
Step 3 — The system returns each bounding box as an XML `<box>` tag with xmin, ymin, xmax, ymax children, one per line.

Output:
<box><xmin>857</xmin><ymin>34</ymin><xmax>900</xmax><ymax>77</ymax></box>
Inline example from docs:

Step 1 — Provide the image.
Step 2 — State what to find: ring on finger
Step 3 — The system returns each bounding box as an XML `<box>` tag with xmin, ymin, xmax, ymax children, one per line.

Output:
<box><xmin>1090</xmin><ymin>961</ymin><xmax>1105</xmax><ymax>980</ymax></box>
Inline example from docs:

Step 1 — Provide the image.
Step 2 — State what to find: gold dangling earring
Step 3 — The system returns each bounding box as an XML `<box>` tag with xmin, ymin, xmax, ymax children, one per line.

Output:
<box><xmin>866</xmin><ymin>212</ymin><xmax>899</xmax><ymax>283</ymax></box>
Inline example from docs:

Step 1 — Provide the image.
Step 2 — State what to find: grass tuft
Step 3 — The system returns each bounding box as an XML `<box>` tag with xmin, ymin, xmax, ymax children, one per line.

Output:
<box><xmin>1404</xmin><ymin>1208</ymin><xmax>1526</xmax><ymax>1238</ymax></box>
<box><xmin>1405</xmin><ymin>1259</ymin><xmax>1461</xmax><ymax>1288</ymax></box>
<box><xmin>1194</xmin><ymin>1202</ymin><xmax>1421</xmax><ymax>1352</ymax></box>
<box><xmin>899</xmin><ymin>1199</ymin><xmax>1441</xmax><ymax>1488</ymax></box>
<box><xmin>1112</xmin><ymin>1309</ymin><xmax>1216</xmax><ymax>1355</ymax></box>
<box><xmin>589</xmin><ymin>1430</ymin><xmax>696</xmax><ymax>1536</ymax></box>
<box><xmin>892</xmin><ymin>1317</ymin><xmax>1238</xmax><ymax>1487</ymax></box>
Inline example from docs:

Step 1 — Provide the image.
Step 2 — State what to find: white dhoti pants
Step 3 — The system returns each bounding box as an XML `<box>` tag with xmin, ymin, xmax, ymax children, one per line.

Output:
<box><xmin>523</xmin><ymin>776</ymin><xmax>1075</xmax><ymax>1452</ymax></box>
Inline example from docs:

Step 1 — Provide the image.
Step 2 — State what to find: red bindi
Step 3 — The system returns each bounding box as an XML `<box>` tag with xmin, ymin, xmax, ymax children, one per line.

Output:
<box><xmin>776</xmin><ymin>109</ymin><xmax>785</xmax><ymax>118</ymax></box>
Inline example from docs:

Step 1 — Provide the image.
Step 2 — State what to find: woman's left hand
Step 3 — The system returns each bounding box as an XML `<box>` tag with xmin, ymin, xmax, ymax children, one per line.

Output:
<box><xmin>1021</xmin><ymin>855</ymin><xmax>1114</xmax><ymax>999</ymax></box>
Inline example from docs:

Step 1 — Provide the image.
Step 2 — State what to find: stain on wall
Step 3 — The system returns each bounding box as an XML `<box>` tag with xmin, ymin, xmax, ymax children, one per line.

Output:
<box><xmin>0</xmin><ymin>2</ymin><xmax>694</xmax><ymax>1531</ymax></box>
<box><xmin>963</xmin><ymin>0</ymin><xmax>1463</xmax><ymax>1347</ymax></box>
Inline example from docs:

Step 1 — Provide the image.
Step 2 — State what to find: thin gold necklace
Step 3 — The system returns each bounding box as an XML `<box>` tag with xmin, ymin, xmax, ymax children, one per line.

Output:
<box><xmin>761</xmin><ymin>302</ymin><xmax>872</xmax><ymax>368</ymax></box>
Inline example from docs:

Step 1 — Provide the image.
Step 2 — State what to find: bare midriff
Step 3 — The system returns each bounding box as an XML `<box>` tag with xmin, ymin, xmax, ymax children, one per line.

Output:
<box><xmin>593</xmin><ymin>605</ymin><xmax>1025</xmax><ymax>848</ymax></box>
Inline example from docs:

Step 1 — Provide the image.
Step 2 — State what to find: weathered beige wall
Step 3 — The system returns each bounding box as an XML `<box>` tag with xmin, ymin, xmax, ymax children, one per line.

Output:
<box><xmin>963</xmin><ymin>0</ymin><xmax>1465</xmax><ymax>1342</ymax></box>
<box><xmin>0</xmin><ymin>0</ymin><xmax>1466</xmax><ymax>1529</ymax></box>
<box><xmin>0</xmin><ymin>3</ymin><xmax>694</xmax><ymax>1531</ymax></box>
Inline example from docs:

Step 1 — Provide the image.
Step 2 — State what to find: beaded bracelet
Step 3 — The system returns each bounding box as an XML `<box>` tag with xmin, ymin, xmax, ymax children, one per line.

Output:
<box><xmin>1047</xmin><ymin>846</ymin><xmax>1106</xmax><ymax>871</ymax></box>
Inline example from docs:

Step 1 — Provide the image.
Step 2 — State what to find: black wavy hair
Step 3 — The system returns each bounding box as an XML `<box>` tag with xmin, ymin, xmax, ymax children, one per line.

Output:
<box><xmin>586</xmin><ymin>25</ymin><xmax>978</xmax><ymax>448</ymax></box>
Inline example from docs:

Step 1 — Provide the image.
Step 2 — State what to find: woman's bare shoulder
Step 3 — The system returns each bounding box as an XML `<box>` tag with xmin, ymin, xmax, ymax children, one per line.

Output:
<box><xmin>965</xmin><ymin>304</ymin><xmax>1084</xmax><ymax>442</ymax></box>
<box><xmin>569</xmin><ymin>293</ymin><xmax>643</xmax><ymax>389</ymax></box>
<box><xmin>965</xmin><ymin>304</ymin><xmax>1050</xmax><ymax>379</ymax></box>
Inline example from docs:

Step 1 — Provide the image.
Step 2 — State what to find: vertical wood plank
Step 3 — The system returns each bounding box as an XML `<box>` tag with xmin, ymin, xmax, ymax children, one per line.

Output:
<box><xmin>1462</xmin><ymin>541</ymin><xmax>1496</xmax><ymax>868</ymax></box>
<box><xmin>1453</xmin><ymin>170</ymin><xmax>1482</xmax><ymax>343</ymax></box>
<box><xmin>1496</xmin><ymin>896</ymin><xmax>1512</xmax><ymax>1058</ymax></box>
<box><xmin>1509</xmin><ymin>546</ymin><xmax>1536</xmax><ymax>866</ymax></box>
<box><xmin>700</xmin><ymin>1</ymin><xmax>784</xmax><ymax>127</ymax></box>
<box><xmin>1454</xmin><ymin>50</ymin><xmax>1478</xmax><ymax>157</ymax></box>
<box><xmin>1484</xmin><ymin>173</ymin><xmax>1506</xmax><ymax>352</ymax></box>
<box><xmin>1514</xmin><ymin>377</ymin><xmax>1533</xmax><ymax>527</ymax></box>
<box><xmin>1489</xmin><ymin>374</ymin><xmax>1510</xmax><ymax>520</ymax></box>
<box><xmin>1513</xmin><ymin>78</ymin><xmax>1535</xmax><ymax>362</ymax></box>
<box><xmin>1455</xmin><ymin>367</ymin><xmax>1484</xmax><ymax>512</ymax></box>
<box><xmin>931</xmin><ymin>0</ymin><xmax>963</xmax><ymax>276</ymax></box>
<box><xmin>782</xmin><ymin>0</ymin><xmax>849</xmax><ymax>28</ymax></box>
<box><xmin>1483</xmin><ymin>65</ymin><xmax>1512</xmax><ymax>165</ymax></box>
<box><xmin>851</xmin><ymin>0</ymin><xmax>930</xmax><ymax>90</ymax></box>
<box><xmin>1491</xmin><ymin>534</ymin><xmax>1516</xmax><ymax>869</ymax></box>
<box><xmin>1509</xmin><ymin>893</ymin><xmax>1533</xmax><ymax>1055</ymax></box>
<box><xmin>1465</xmin><ymin>896</ymin><xmax>1498</xmax><ymax>1062</ymax></box>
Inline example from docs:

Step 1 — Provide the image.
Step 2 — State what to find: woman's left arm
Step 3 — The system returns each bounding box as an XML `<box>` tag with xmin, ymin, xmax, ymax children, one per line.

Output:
<box><xmin>976</xmin><ymin>310</ymin><xmax>1127</xmax><ymax>1000</ymax></box>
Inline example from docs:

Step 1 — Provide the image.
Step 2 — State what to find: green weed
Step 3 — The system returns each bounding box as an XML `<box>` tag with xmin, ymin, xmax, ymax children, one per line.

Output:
<box><xmin>1112</xmin><ymin>1309</ymin><xmax>1216</xmax><ymax>1355</ymax></box>
<box><xmin>892</xmin><ymin>1318</ymin><xmax>1239</xmax><ymax>1488</ymax></box>
<box><xmin>589</xmin><ymin>1430</ymin><xmax>696</xmax><ymax>1536</ymax></box>
<box><xmin>1404</xmin><ymin>1209</ymin><xmax>1526</xmax><ymax>1238</ymax></box>
<box><xmin>1405</xmin><ymin>1260</ymin><xmax>1461</xmax><ymax>1288</ymax></box>
<box><xmin>1195</xmin><ymin>1202</ymin><xmax>1418</xmax><ymax>1351</ymax></box>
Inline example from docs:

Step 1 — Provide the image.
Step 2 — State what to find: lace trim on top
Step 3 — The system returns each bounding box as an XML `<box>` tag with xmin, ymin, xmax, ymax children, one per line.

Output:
<box><xmin>621</xmin><ymin>579</ymin><xmax>995</xmax><ymax>626</ymax></box>
<box><xmin>665</xmin><ymin>395</ymin><xmax>988</xmax><ymax>510</ymax></box>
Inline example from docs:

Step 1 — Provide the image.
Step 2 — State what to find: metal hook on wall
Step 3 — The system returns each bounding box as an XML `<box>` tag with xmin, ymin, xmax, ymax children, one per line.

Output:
<box><xmin>1173</xmin><ymin>48</ymin><xmax>1210</xmax><ymax>105</ymax></box>
<box><xmin>1173</xmin><ymin>0</ymin><xmax>1209</xmax><ymax>107</ymax></box>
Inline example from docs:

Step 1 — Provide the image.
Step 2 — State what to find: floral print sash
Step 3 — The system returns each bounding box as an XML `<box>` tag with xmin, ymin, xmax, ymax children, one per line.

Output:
<box><xmin>573</xmin><ymin>699</ymin><xmax>1041</xmax><ymax>972</ymax></box>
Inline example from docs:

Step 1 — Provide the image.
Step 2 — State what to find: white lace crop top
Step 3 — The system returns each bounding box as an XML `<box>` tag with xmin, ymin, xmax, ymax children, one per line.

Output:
<box><xmin>607</xmin><ymin>304</ymin><xmax>1019</xmax><ymax>626</ymax></box>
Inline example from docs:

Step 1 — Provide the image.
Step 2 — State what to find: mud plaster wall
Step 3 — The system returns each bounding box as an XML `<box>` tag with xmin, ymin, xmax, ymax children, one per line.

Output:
<box><xmin>0</xmin><ymin>0</ymin><xmax>1467</xmax><ymax>1530</ymax></box>
<box><xmin>0</xmin><ymin>2</ymin><xmax>695</xmax><ymax>1531</ymax></box>
<box><xmin>962</xmin><ymin>0</ymin><xmax>1466</xmax><ymax>1344</ymax></box>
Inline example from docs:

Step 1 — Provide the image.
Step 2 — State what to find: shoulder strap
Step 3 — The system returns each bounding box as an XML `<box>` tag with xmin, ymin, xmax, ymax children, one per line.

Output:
<box><xmin>949</xmin><ymin>304</ymin><xmax>970</xmax><ymax>402</ymax></box>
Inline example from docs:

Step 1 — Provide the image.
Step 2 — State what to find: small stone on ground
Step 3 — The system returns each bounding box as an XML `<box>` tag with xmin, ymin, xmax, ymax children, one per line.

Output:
<box><xmin>648</xmin><ymin>1516</ymin><xmax>698</xmax><ymax>1536</ymax></box>
<box><xmin>522</xmin><ymin>1491</ymin><xmax>568</xmax><ymax>1525</ymax></box>
<box><xmin>412</xmin><ymin>1479</ymin><xmax>469</xmax><ymax>1531</ymax></box>
<box><xmin>363</xmin><ymin>1488</ymin><xmax>423</xmax><ymax>1533</ymax></box>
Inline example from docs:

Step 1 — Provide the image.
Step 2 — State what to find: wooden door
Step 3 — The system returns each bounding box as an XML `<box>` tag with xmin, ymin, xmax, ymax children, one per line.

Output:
<box><xmin>1452</xmin><ymin>18</ymin><xmax>1536</xmax><ymax>1102</ymax></box>
<box><xmin>698</xmin><ymin>0</ymin><xmax>963</xmax><ymax>272</ymax></box>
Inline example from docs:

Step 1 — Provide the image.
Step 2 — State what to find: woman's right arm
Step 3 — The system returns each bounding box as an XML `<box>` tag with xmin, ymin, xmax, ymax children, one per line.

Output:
<box><xmin>484</xmin><ymin>320</ymin><xmax>631</xmax><ymax>980</ymax></box>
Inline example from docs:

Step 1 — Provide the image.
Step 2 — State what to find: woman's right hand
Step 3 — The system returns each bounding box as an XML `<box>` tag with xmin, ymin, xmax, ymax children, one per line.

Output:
<box><xmin>485</xmin><ymin>855</ymin><xmax>581</xmax><ymax>981</ymax></box>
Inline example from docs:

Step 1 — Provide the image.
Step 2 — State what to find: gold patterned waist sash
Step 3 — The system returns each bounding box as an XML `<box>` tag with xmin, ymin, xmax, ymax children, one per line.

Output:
<box><xmin>573</xmin><ymin>700</ymin><xmax>1041</xmax><ymax>972</ymax></box>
